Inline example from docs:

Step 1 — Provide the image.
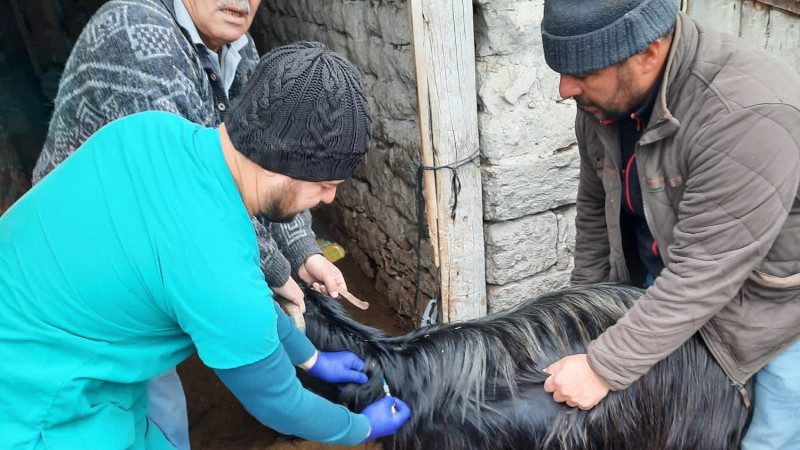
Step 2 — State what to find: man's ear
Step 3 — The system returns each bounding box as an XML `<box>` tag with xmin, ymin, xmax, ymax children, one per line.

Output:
<box><xmin>634</xmin><ymin>37</ymin><xmax>670</xmax><ymax>76</ymax></box>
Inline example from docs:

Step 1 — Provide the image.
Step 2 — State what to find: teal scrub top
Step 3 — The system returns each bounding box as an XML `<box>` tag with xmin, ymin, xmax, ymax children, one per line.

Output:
<box><xmin>0</xmin><ymin>112</ymin><xmax>368</xmax><ymax>448</ymax></box>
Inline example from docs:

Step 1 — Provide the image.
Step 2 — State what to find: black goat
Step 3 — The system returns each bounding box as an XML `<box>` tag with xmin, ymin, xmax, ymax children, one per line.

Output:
<box><xmin>302</xmin><ymin>284</ymin><xmax>751</xmax><ymax>450</ymax></box>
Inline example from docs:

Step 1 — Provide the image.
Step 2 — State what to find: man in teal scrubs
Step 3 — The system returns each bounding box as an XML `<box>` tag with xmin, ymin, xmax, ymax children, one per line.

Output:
<box><xmin>0</xmin><ymin>42</ymin><xmax>410</xmax><ymax>448</ymax></box>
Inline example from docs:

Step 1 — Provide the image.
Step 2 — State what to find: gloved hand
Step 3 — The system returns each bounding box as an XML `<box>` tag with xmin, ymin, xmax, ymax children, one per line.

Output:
<box><xmin>361</xmin><ymin>396</ymin><xmax>411</xmax><ymax>442</ymax></box>
<box><xmin>305</xmin><ymin>351</ymin><xmax>368</xmax><ymax>384</ymax></box>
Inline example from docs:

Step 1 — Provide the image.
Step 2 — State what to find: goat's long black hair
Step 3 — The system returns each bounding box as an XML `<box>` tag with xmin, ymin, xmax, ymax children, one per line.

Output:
<box><xmin>302</xmin><ymin>284</ymin><xmax>751</xmax><ymax>450</ymax></box>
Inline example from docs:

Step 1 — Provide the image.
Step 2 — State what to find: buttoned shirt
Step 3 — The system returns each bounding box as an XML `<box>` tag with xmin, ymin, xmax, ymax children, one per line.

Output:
<box><xmin>174</xmin><ymin>0</ymin><xmax>248</xmax><ymax>97</ymax></box>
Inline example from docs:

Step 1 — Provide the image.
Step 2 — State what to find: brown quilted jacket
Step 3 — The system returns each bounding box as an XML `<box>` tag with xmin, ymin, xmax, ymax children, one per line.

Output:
<box><xmin>572</xmin><ymin>13</ymin><xmax>800</xmax><ymax>393</ymax></box>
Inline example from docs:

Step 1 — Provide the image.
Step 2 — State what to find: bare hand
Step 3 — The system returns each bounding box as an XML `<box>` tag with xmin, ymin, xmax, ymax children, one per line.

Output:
<box><xmin>271</xmin><ymin>277</ymin><xmax>306</xmax><ymax>313</ymax></box>
<box><xmin>543</xmin><ymin>354</ymin><xmax>610</xmax><ymax>410</ymax></box>
<box><xmin>298</xmin><ymin>254</ymin><xmax>347</xmax><ymax>299</ymax></box>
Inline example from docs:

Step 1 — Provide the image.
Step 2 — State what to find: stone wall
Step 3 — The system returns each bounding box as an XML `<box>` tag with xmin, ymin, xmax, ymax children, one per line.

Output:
<box><xmin>253</xmin><ymin>0</ymin><xmax>800</xmax><ymax>320</ymax></box>
<box><xmin>687</xmin><ymin>0</ymin><xmax>800</xmax><ymax>73</ymax></box>
<box><xmin>253</xmin><ymin>0</ymin><xmax>437</xmax><ymax>323</ymax></box>
<box><xmin>253</xmin><ymin>0</ymin><xmax>580</xmax><ymax>317</ymax></box>
<box><xmin>473</xmin><ymin>0</ymin><xmax>578</xmax><ymax>312</ymax></box>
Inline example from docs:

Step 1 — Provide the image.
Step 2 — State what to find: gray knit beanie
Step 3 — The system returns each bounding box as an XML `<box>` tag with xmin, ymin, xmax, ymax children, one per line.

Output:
<box><xmin>226</xmin><ymin>41</ymin><xmax>372</xmax><ymax>182</ymax></box>
<box><xmin>541</xmin><ymin>0</ymin><xmax>679</xmax><ymax>75</ymax></box>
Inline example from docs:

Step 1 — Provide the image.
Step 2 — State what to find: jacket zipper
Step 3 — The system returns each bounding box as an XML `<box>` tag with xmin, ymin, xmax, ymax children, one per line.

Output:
<box><xmin>600</xmin><ymin>118</ymin><xmax>631</xmax><ymax>283</ymax></box>
<box><xmin>733</xmin><ymin>382</ymin><xmax>751</xmax><ymax>408</ymax></box>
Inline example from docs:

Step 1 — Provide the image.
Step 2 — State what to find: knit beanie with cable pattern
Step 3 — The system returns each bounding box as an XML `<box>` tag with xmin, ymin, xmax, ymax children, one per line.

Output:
<box><xmin>541</xmin><ymin>0</ymin><xmax>679</xmax><ymax>75</ymax></box>
<box><xmin>225</xmin><ymin>41</ymin><xmax>372</xmax><ymax>182</ymax></box>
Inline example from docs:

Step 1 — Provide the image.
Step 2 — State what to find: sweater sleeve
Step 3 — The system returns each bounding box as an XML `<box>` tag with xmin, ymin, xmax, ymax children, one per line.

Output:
<box><xmin>259</xmin><ymin>211</ymin><xmax>322</xmax><ymax>276</ymax></box>
<box><xmin>34</xmin><ymin>0</ymin><xmax>211</xmax><ymax>183</ymax></box>
<box><xmin>214</xmin><ymin>346</ymin><xmax>371</xmax><ymax>445</ymax></box>
<box><xmin>587</xmin><ymin>107</ymin><xmax>800</xmax><ymax>390</ymax></box>
<box><xmin>252</xmin><ymin>217</ymin><xmax>293</xmax><ymax>288</ymax></box>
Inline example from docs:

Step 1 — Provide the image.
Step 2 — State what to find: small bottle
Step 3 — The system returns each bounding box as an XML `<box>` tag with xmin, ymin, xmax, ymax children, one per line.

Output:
<box><xmin>316</xmin><ymin>238</ymin><xmax>347</xmax><ymax>263</ymax></box>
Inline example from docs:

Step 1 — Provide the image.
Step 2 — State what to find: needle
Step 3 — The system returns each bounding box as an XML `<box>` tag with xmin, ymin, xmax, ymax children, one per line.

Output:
<box><xmin>382</xmin><ymin>378</ymin><xmax>397</xmax><ymax>414</ymax></box>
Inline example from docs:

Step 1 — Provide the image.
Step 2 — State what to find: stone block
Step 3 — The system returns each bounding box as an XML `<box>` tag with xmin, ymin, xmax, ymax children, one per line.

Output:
<box><xmin>372</xmin><ymin>118</ymin><xmax>419</xmax><ymax>155</ymax></box>
<box><xmin>484</xmin><ymin>211</ymin><xmax>558</xmax><ymax>284</ymax></box>
<box><xmin>365</xmin><ymin>77</ymin><xmax>417</xmax><ymax>120</ymax></box>
<box><xmin>476</xmin><ymin>53</ymin><xmax>577</xmax><ymax>162</ymax></box>
<box><xmin>386</xmin><ymin>136</ymin><xmax>422</xmax><ymax>187</ymax></box>
<box><xmin>554</xmin><ymin>205</ymin><xmax>577</xmax><ymax>270</ymax></box>
<box><xmin>476</xmin><ymin>52</ymin><xmax>562</xmax><ymax>111</ymax></box>
<box><xmin>487</xmin><ymin>269</ymin><xmax>572</xmax><ymax>313</ymax></box>
<box><xmin>364</xmin><ymin>39</ymin><xmax>415</xmax><ymax>83</ymax></box>
<box><xmin>478</xmin><ymin>106</ymin><xmax>577</xmax><ymax>162</ymax></box>
<box><xmin>474</xmin><ymin>0</ymin><xmax>543</xmax><ymax>57</ymax></box>
<box><xmin>482</xmin><ymin>148</ymin><xmax>580</xmax><ymax>221</ymax></box>
<box><xmin>376</xmin><ymin>3</ymin><xmax>412</xmax><ymax>46</ymax></box>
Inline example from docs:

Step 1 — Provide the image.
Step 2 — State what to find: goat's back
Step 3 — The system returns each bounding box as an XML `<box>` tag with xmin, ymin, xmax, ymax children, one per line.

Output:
<box><xmin>302</xmin><ymin>284</ymin><xmax>751</xmax><ymax>450</ymax></box>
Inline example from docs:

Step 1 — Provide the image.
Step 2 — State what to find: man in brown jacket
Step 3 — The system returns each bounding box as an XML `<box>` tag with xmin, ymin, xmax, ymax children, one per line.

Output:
<box><xmin>537</xmin><ymin>0</ymin><xmax>800</xmax><ymax>447</ymax></box>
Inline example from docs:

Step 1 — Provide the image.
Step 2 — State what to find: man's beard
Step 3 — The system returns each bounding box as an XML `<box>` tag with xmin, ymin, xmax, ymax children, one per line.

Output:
<box><xmin>260</xmin><ymin>199</ymin><xmax>297</xmax><ymax>223</ymax></box>
<box><xmin>575</xmin><ymin>90</ymin><xmax>647</xmax><ymax>122</ymax></box>
<box><xmin>576</xmin><ymin>64</ymin><xmax>650</xmax><ymax>122</ymax></box>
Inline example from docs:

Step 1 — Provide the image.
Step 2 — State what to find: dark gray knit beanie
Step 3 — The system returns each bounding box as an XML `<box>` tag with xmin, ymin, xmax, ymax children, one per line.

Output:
<box><xmin>226</xmin><ymin>41</ymin><xmax>372</xmax><ymax>182</ymax></box>
<box><xmin>541</xmin><ymin>0</ymin><xmax>679</xmax><ymax>75</ymax></box>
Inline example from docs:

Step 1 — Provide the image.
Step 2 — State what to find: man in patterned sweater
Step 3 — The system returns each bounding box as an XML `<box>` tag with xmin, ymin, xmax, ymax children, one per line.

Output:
<box><xmin>33</xmin><ymin>0</ymin><xmax>351</xmax><ymax>447</ymax></box>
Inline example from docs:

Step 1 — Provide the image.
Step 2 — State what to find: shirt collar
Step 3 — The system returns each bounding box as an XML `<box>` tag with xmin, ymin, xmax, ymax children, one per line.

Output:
<box><xmin>173</xmin><ymin>0</ymin><xmax>249</xmax><ymax>53</ymax></box>
<box><xmin>633</xmin><ymin>70</ymin><xmax>664</xmax><ymax>125</ymax></box>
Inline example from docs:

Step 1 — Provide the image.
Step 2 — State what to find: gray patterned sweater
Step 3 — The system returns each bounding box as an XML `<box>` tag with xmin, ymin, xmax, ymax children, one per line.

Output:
<box><xmin>34</xmin><ymin>0</ymin><xmax>320</xmax><ymax>287</ymax></box>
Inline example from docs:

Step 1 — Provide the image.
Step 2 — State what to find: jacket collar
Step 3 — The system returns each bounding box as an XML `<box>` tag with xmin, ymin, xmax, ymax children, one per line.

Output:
<box><xmin>639</xmin><ymin>12</ymin><xmax>697</xmax><ymax>146</ymax></box>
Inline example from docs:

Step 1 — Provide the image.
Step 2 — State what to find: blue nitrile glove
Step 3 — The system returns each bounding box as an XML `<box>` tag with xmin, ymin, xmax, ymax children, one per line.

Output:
<box><xmin>306</xmin><ymin>351</ymin><xmax>369</xmax><ymax>384</ymax></box>
<box><xmin>361</xmin><ymin>396</ymin><xmax>411</xmax><ymax>442</ymax></box>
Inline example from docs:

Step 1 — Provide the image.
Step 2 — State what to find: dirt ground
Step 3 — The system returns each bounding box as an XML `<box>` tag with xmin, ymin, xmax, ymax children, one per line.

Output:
<box><xmin>178</xmin><ymin>254</ymin><xmax>407</xmax><ymax>450</ymax></box>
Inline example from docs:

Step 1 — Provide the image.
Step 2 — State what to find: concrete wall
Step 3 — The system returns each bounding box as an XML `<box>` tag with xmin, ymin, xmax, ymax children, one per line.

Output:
<box><xmin>687</xmin><ymin>0</ymin><xmax>800</xmax><ymax>73</ymax></box>
<box><xmin>253</xmin><ymin>1</ymin><xmax>437</xmax><ymax>323</ymax></box>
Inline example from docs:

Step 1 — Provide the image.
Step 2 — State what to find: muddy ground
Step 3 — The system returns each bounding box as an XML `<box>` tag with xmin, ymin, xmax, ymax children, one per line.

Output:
<box><xmin>179</xmin><ymin>255</ymin><xmax>408</xmax><ymax>449</ymax></box>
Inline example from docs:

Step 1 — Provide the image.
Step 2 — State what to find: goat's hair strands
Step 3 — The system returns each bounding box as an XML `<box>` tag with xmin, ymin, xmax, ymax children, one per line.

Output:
<box><xmin>301</xmin><ymin>283</ymin><xmax>751</xmax><ymax>450</ymax></box>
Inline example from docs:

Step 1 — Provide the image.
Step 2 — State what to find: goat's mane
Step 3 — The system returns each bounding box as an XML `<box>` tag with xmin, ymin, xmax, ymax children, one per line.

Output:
<box><xmin>303</xmin><ymin>284</ymin><xmax>750</xmax><ymax>450</ymax></box>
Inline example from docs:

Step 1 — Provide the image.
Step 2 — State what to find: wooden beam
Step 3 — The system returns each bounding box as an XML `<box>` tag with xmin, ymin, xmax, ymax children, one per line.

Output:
<box><xmin>757</xmin><ymin>0</ymin><xmax>800</xmax><ymax>15</ymax></box>
<box><xmin>408</xmin><ymin>0</ymin><xmax>487</xmax><ymax>323</ymax></box>
<box><xmin>409</xmin><ymin>0</ymin><xmax>440</xmax><ymax>271</ymax></box>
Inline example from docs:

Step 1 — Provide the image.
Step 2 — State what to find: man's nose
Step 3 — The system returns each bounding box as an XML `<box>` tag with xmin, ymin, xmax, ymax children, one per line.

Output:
<box><xmin>558</xmin><ymin>75</ymin><xmax>582</xmax><ymax>100</ymax></box>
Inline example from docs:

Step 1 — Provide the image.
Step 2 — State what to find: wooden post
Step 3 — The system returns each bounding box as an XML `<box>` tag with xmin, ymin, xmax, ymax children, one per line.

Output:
<box><xmin>409</xmin><ymin>0</ymin><xmax>440</xmax><ymax>271</ymax></box>
<box><xmin>408</xmin><ymin>0</ymin><xmax>487</xmax><ymax>322</ymax></box>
